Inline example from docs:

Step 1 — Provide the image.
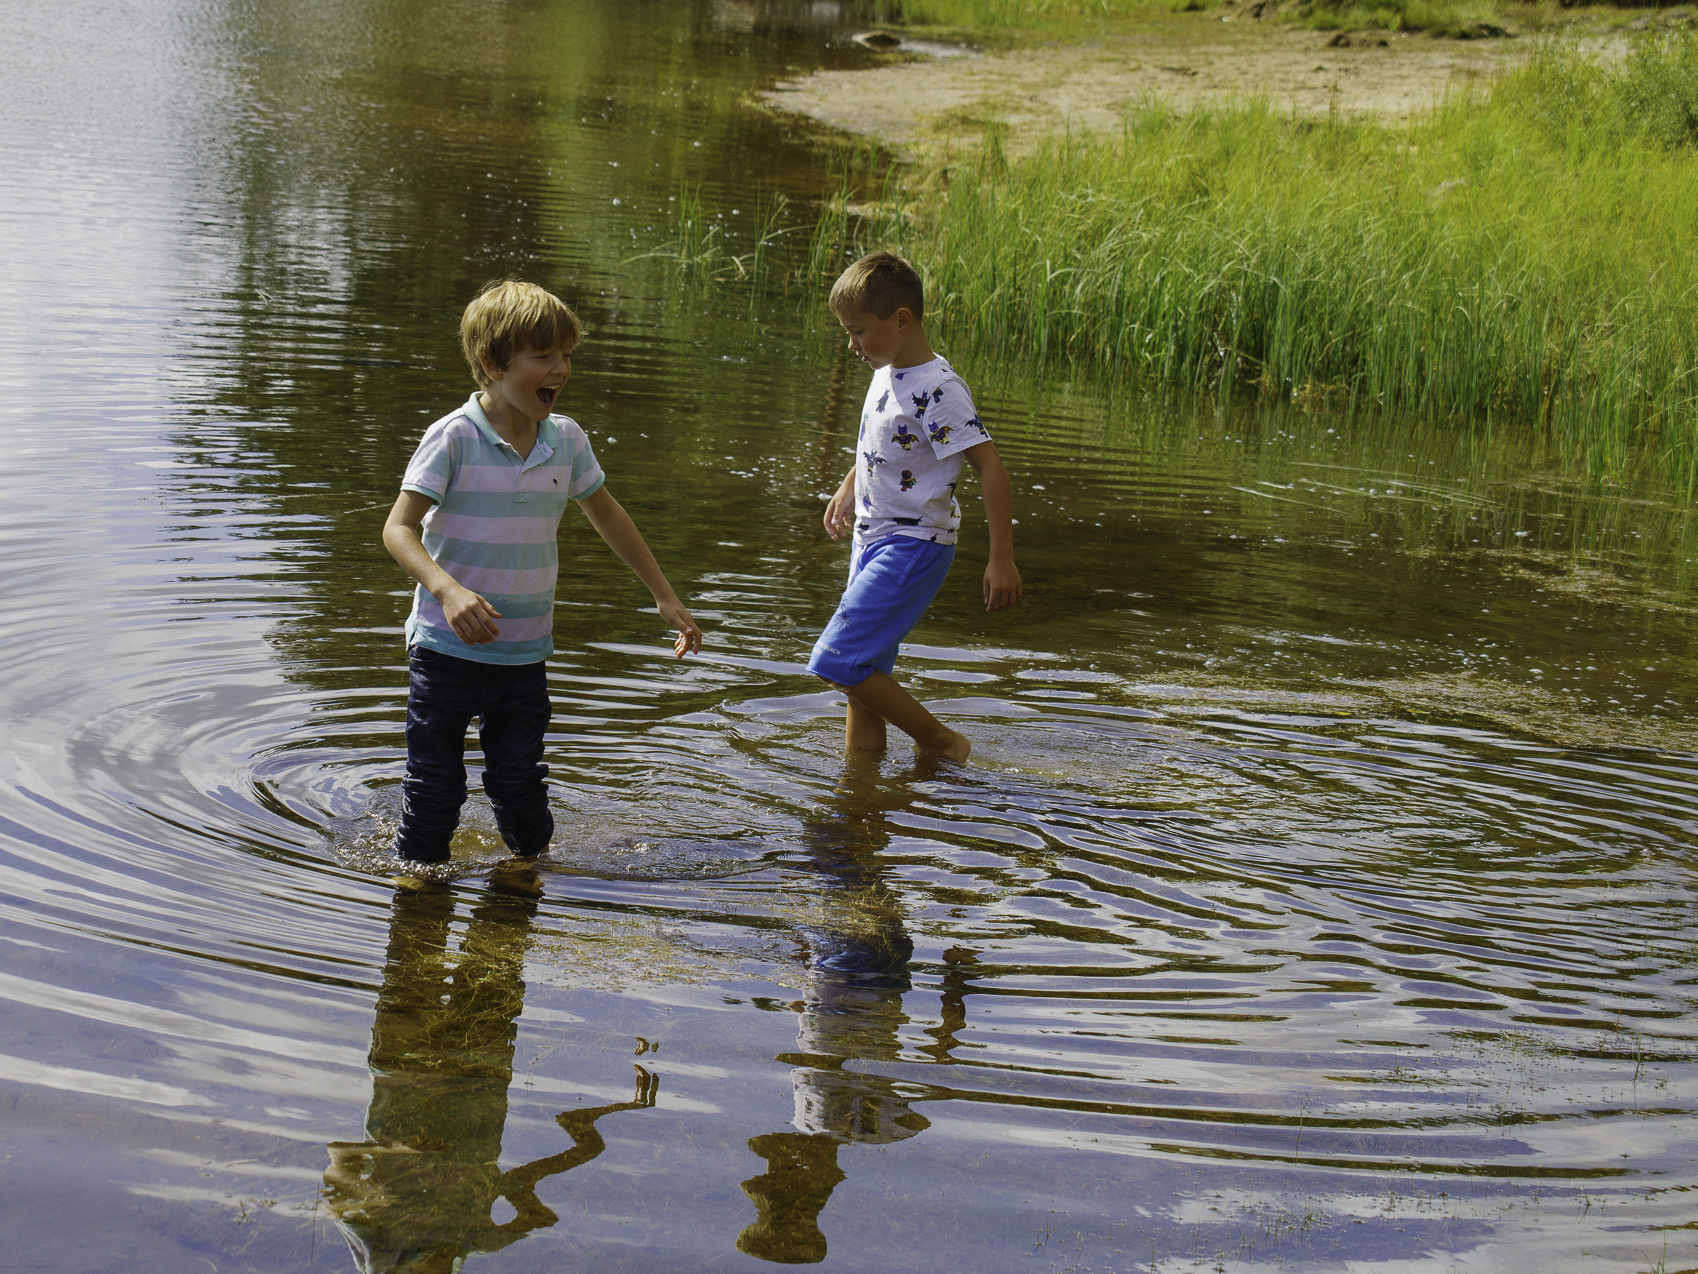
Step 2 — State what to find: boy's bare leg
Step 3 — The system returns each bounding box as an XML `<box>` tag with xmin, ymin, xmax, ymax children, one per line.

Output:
<box><xmin>842</xmin><ymin>671</ymin><xmax>970</xmax><ymax>763</ymax></box>
<box><xmin>845</xmin><ymin>697</ymin><xmax>889</xmax><ymax>752</ymax></box>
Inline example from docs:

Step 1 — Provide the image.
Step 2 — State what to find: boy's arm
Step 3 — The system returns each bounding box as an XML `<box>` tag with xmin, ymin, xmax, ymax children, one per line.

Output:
<box><xmin>963</xmin><ymin>441</ymin><xmax>1022</xmax><ymax>613</ymax></box>
<box><xmin>822</xmin><ymin>463</ymin><xmax>858</xmax><ymax>541</ymax></box>
<box><xmin>575</xmin><ymin>486</ymin><xmax>703</xmax><ymax>657</ymax></box>
<box><xmin>382</xmin><ymin>491</ymin><xmax>504</xmax><ymax>644</ymax></box>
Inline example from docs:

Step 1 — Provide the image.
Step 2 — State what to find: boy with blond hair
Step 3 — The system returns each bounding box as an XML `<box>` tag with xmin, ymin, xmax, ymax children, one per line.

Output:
<box><xmin>811</xmin><ymin>252</ymin><xmax>1021</xmax><ymax>762</ymax></box>
<box><xmin>382</xmin><ymin>281</ymin><xmax>701</xmax><ymax>866</ymax></box>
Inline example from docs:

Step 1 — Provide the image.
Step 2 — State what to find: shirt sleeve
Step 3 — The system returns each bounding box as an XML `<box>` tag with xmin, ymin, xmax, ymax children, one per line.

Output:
<box><xmin>921</xmin><ymin>376</ymin><xmax>993</xmax><ymax>460</ymax></box>
<box><xmin>401</xmin><ymin>421</ymin><xmax>456</xmax><ymax>502</ymax></box>
<box><xmin>559</xmin><ymin>419</ymin><xmax>606</xmax><ymax>499</ymax></box>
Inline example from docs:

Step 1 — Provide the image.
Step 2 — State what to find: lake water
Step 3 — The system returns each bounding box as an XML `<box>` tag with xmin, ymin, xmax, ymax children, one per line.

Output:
<box><xmin>2</xmin><ymin>1</ymin><xmax>1696</xmax><ymax>1271</ymax></box>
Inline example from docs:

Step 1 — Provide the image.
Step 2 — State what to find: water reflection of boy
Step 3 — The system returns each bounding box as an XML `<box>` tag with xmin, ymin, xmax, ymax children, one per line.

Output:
<box><xmin>736</xmin><ymin>760</ymin><xmax>933</xmax><ymax>1264</ymax></box>
<box><xmin>323</xmin><ymin>883</ymin><xmax>655</xmax><ymax>1274</ymax></box>
<box><xmin>812</xmin><ymin>251</ymin><xmax>1021</xmax><ymax>764</ymax></box>
<box><xmin>380</xmin><ymin>281</ymin><xmax>702</xmax><ymax>868</ymax></box>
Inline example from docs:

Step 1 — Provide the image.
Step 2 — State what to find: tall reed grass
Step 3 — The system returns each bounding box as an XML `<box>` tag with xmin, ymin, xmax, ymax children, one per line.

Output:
<box><xmin>630</xmin><ymin>185</ymin><xmax>797</xmax><ymax>285</ymax></box>
<box><xmin>886</xmin><ymin>39</ymin><xmax>1698</xmax><ymax>487</ymax></box>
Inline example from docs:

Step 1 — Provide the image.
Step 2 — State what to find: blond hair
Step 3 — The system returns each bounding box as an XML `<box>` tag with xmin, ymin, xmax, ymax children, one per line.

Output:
<box><xmin>828</xmin><ymin>251</ymin><xmax>925</xmax><ymax>321</ymax></box>
<box><xmin>460</xmin><ymin>281</ymin><xmax>583</xmax><ymax>387</ymax></box>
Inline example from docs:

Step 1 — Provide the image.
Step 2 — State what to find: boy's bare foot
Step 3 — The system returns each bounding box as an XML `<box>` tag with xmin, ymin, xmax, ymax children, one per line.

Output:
<box><xmin>842</xmin><ymin>671</ymin><xmax>971</xmax><ymax>761</ymax></box>
<box><xmin>391</xmin><ymin>872</ymin><xmax>444</xmax><ymax>892</ymax></box>
<box><xmin>489</xmin><ymin>858</ymin><xmax>544</xmax><ymax>898</ymax></box>
<box><xmin>926</xmin><ymin>728</ymin><xmax>971</xmax><ymax>764</ymax></box>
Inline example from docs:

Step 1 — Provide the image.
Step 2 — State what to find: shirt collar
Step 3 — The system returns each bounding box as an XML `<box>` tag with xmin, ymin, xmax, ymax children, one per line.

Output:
<box><xmin>462</xmin><ymin>393</ymin><xmax>559</xmax><ymax>466</ymax></box>
<box><xmin>889</xmin><ymin>354</ymin><xmax>945</xmax><ymax>383</ymax></box>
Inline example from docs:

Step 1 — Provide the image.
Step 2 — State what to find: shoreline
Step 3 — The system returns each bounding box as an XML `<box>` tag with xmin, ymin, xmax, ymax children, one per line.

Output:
<box><xmin>764</xmin><ymin>18</ymin><xmax>1614</xmax><ymax>153</ymax></box>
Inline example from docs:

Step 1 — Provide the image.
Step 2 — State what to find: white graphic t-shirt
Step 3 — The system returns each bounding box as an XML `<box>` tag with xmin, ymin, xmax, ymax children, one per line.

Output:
<box><xmin>852</xmin><ymin>355</ymin><xmax>990</xmax><ymax>547</ymax></box>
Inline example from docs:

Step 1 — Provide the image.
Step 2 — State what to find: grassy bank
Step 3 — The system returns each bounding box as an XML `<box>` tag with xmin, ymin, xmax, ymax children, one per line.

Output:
<box><xmin>873</xmin><ymin>0</ymin><xmax>1614</xmax><ymax>38</ymax></box>
<box><xmin>851</xmin><ymin>36</ymin><xmax>1698</xmax><ymax>486</ymax></box>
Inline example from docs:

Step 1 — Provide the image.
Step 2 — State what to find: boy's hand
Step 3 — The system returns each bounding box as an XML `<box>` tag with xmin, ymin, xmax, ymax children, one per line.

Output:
<box><xmin>658</xmin><ymin>597</ymin><xmax>703</xmax><ymax>658</ymax></box>
<box><xmin>441</xmin><ymin>585</ymin><xmax>502</xmax><ymax>644</ymax></box>
<box><xmin>576</xmin><ymin>488</ymin><xmax>702</xmax><ymax>658</ymax></box>
<box><xmin>823</xmin><ymin>480</ymin><xmax>856</xmax><ymax>541</ymax></box>
<box><xmin>984</xmin><ymin>557</ymin><xmax>1023</xmax><ymax>613</ymax></box>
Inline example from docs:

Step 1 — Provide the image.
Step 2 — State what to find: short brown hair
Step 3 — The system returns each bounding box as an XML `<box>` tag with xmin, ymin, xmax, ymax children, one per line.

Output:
<box><xmin>829</xmin><ymin>251</ymin><xmax>924</xmax><ymax>321</ymax></box>
<box><xmin>460</xmin><ymin>281</ymin><xmax>583</xmax><ymax>387</ymax></box>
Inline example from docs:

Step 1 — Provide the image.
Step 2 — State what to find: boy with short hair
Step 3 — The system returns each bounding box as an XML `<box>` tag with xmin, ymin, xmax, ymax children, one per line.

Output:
<box><xmin>810</xmin><ymin>251</ymin><xmax>1021</xmax><ymax>762</ymax></box>
<box><xmin>382</xmin><ymin>280</ymin><xmax>701</xmax><ymax>866</ymax></box>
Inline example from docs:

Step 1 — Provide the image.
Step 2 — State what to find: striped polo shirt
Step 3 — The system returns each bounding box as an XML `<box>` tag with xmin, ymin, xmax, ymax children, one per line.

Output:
<box><xmin>401</xmin><ymin>394</ymin><xmax>605</xmax><ymax>664</ymax></box>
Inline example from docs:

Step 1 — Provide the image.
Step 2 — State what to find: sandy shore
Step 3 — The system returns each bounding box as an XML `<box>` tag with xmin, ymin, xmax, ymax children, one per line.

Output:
<box><xmin>764</xmin><ymin>19</ymin><xmax>1561</xmax><ymax>152</ymax></box>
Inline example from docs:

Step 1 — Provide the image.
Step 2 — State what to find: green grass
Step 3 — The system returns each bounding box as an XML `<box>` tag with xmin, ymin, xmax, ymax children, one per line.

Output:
<box><xmin>850</xmin><ymin>36</ymin><xmax>1698</xmax><ymax>488</ymax></box>
<box><xmin>628</xmin><ymin>184</ymin><xmax>799</xmax><ymax>286</ymax></box>
<box><xmin>1298</xmin><ymin>0</ymin><xmax>1512</xmax><ymax>38</ymax></box>
<box><xmin>871</xmin><ymin>0</ymin><xmax>1579</xmax><ymax>36</ymax></box>
<box><xmin>868</xmin><ymin>0</ymin><xmax>1191</xmax><ymax>23</ymax></box>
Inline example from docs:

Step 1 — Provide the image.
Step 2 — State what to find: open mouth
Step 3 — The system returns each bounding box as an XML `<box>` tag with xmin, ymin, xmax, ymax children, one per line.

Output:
<box><xmin>537</xmin><ymin>386</ymin><xmax>559</xmax><ymax>407</ymax></box>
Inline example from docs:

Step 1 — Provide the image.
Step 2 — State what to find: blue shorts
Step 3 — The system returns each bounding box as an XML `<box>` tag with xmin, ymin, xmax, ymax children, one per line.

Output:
<box><xmin>807</xmin><ymin>535</ymin><xmax>955</xmax><ymax>687</ymax></box>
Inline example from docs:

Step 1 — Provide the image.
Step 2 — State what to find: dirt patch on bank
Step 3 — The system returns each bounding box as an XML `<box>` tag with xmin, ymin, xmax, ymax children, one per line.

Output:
<box><xmin>764</xmin><ymin>19</ymin><xmax>1606</xmax><ymax>152</ymax></box>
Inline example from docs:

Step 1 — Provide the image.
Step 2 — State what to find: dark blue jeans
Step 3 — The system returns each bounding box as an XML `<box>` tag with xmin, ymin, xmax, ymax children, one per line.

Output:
<box><xmin>396</xmin><ymin>647</ymin><xmax>554</xmax><ymax>863</ymax></box>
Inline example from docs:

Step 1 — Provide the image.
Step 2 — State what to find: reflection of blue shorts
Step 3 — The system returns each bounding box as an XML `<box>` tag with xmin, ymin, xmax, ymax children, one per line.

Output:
<box><xmin>808</xmin><ymin>535</ymin><xmax>955</xmax><ymax>687</ymax></box>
